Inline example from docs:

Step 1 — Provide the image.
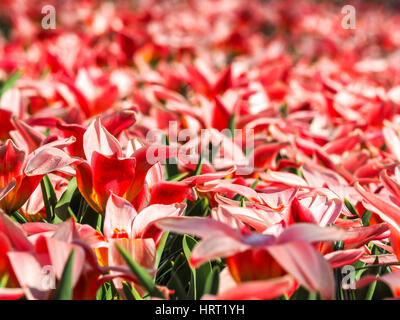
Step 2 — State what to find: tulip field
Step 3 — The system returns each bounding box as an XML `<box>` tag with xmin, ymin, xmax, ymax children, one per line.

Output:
<box><xmin>1</xmin><ymin>0</ymin><xmax>400</xmax><ymax>301</ymax></box>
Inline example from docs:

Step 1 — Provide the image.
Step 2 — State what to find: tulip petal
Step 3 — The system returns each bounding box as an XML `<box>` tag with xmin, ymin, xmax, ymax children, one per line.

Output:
<box><xmin>7</xmin><ymin>251</ymin><xmax>50</xmax><ymax>300</ymax></box>
<box><xmin>45</xmin><ymin>237</ymin><xmax>85</xmax><ymax>287</ymax></box>
<box><xmin>325</xmin><ymin>248</ymin><xmax>365</xmax><ymax>268</ymax></box>
<box><xmin>383</xmin><ymin>127</ymin><xmax>400</xmax><ymax>162</ymax></box>
<box><xmin>182</xmin><ymin>166</ymin><xmax>236</xmax><ymax>185</ymax></box>
<box><xmin>154</xmin><ymin>216</ymin><xmax>240</xmax><ymax>240</ymax></box>
<box><xmin>0</xmin><ymin>288</ymin><xmax>25</xmax><ymax>300</ymax></box>
<box><xmin>133</xmin><ymin>203</ymin><xmax>186</xmax><ymax>242</ymax></box>
<box><xmin>190</xmin><ymin>236</ymin><xmax>248</xmax><ymax>268</ymax></box>
<box><xmin>268</xmin><ymin>241</ymin><xmax>335</xmax><ymax>300</ymax></box>
<box><xmin>0</xmin><ymin>179</ymin><xmax>16</xmax><ymax>201</ymax></box>
<box><xmin>149</xmin><ymin>182</ymin><xmax>197</xmax><ymax>205</ymax></box>
<box><xmin>259</xmin><ymin>170</ymin><xmax>308</xmax><ymax>187</ymax></box>
<box><xmin>214</xmin><ymin>276</ymin><xmax>294</xmax><ymax>300</ymax></box>
<box><xmin>277</xmin><ymin>223</ymin><xmax>344</xmax><ymax>244</ymax></box>
<box><xmin>83</xmin><ymin>118</ymin><xmax>122</xmax><ymax>163</ymax></box>
<box><xmin>0</xmin><ymin>213</ymin><xmax>33</xmax><ymax>251</ymax></box>
<box><xmin>25</xmin><ymin>147</ymin><xmax>78</xmax><ymax>176</ymax></box>
<box><xmin>104</xmin><ymin>193</ymin><xmax>137</xmax><ymax>239</ymax></box>
<box><xmin>91</xmin><ymin>152</ymin><xmax>136</xmax><ymax>211</ymax></box>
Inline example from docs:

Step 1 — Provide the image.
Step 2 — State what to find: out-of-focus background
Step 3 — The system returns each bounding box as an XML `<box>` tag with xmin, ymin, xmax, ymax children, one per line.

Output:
<box><xmin>0</xmin><ymin>0</ymin><xmax>399</xmax><ymax>82</ymax></box>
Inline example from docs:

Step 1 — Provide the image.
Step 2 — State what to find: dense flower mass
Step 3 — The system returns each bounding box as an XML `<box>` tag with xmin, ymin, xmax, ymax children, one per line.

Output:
<box><xmin>1</xmin><ymin>0</ymin><xmax>400</xmax><ymax>300</ymax></box>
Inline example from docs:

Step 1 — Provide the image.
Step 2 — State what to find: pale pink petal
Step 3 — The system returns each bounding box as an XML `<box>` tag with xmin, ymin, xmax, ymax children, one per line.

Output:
<box><xmin>325</xmin><ymin>249</ymin><xmax>365</xmax><ymax>268</ymax></box>
<box><xmin>258</xmin><ymin>170</ymin><xmax>308</xmax><ymax>187</ymax></box>
<box><xmin>360</xmin><ymin>254</ymin><xmax>398</xmax><ymax>265</ymax></box>
<box><xmin>218</xmin><ymin>205</ymin><xmax>281</xmax><ymax>232</ymax></box>
<box><xmin>24</xmin><ymin>147</ymin><xmax>78</xmax><ymax>176</ymax></box>
<box><xmin>383</xmin><ymin>127</ymin><xmax>400</xmax><ymax>162</ymax></box>
<box><xmin>355</xmin><ymin>182</ymin><xmax>400</xmax><ymax>234</ymax></box>
<box><xmin>7</xmin><ymin>252</ymin><xmax>50</xmax><ymax>300</ymax></box>
<box><xmin>22</xmin><ymin>222</ymin><xmax>58</xmax><ymax>235</ymax></box>
<box><xmin>258</xmin><ymin>185</ymin><xmax>298</xmax><ymax>210</ymax></box>
<box><xmin>132</xmin><ymin>203</ymin><xmax>186</xmax><ymax>239</ymax></box>
<box><xmin>45</xmin><ymin>237</ymin><xmax>85</xmax><ymax>287</ymax></box>
<box><xmin>268</xmin><ymin>241</ymin><xmax>335</xmax><ymax>300</ymax></box>
<box><xmin>104</xmin><ymin>193</ymin><xmax>138</xmax><ymax>239</ymax></box>
<box><xmin>214</xmin><ymin>276</ymin><xmax>294</xmax><ymax>300</ymax></box>
<box><xmin>277</xmin><ymin>223</ymin><xmax>344</xmax><ymax>244</ymax></box>
<box><xmin>109</xmin><ymin>238</ymin><xmax>156</xmax><ymax>272</ymax></box>
<box><xmin>190</xmin><ymin>236</ymin><xmax>248</xmax><ymax>268</ymax></box>
<box><xmin>154</xmin><ymin>216</ymin><xmax>240</xmax><ymax>240</ymax></box>
<box><xmin>182</xmin><ymin>166</ymin><xmax>236</xmax><ymax>185</ymax></box>
<box><xmin>83</xmin><ymin>118</ymin><xmax>122</xmax><ymax>163</ymax></box>
<box><xmin>197</xmin><ymin>182</ymin><xmax>261</xmax><ymax>203</ymax></box>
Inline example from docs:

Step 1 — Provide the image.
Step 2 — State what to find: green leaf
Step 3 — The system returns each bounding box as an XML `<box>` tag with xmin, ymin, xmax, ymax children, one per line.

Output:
<box><xmin>166</xmin><ymin>253</ymin><xmax>188</xmax><ymax>300</ymax></box>
<box><xmin>307</xmin><ymin>292</ymin><xmax>318</xmax><ymax>300</ymax></box>
<box><xmin>156</xmin><ymin>232</ymin><xmax>169</xmax><ymax>268</ymax></box>
<box><xmin>365</xmin><ymin>253</ymin><xmax>382</xmax><ymax>300</ymax></box>
<box><xmin>185</xmin><ymin>198</ymin><xmax>209</xmax><ymax>217</ymax></box>
<box><xmin>164</xmin><ymin>135</ymin><xmax>179</xmax><ymax>180</ymax></box>
<box><xmin>55</xmin><ymin>177</ymin><xmax>78</xmax><ymax>221</ymax></box>
<box><xmin>96</xmin><ymin>282</ymin><xmax>114</xmax><ymax>300</ymax></box>
<box><xmin>122</xmin><ymin>282</ymin><xmax>142</xmax><ymax>300</ymax></box>
<box><xmin>0</xmin><ymin>274</ymin><xmax>9</xmax><ymax>288</ymax></box>
<box><xmin>116</xmin><ymin>244</ymin><xmax>164</xmax><ymax>299</ymax></box>
<box><xmin>79</xmin><ymin>204</ymin><xmax>101</xmax><ymax>230</ymax></box>
<box><xmin>207</xmin><ymin>142</ymin><xmax>221</xmax><ymax>163</ymax></box>
<box><xmin>53</xmin><ymin>250</ymin><xmax>75</xmax><ymax>300</ymax></box>
<box><xmin>279</xmin><ymin>103</ymin><xmax>288</xmax><ymax>118</ymax></box>
<box><xmin>362</xmin><ymin>210</ymin><xmax>372</xmax><ymax>227</ymax></box>
<box><xmin>182</xmin><ymin>235</ymin><xmax>197</xmax><ymax>299</ymax></box>
<box><xmin>250</xmin><ymin>179</ymin><xmax>259</xmax><ymax>190</ymax></box>
<box><xmin>228</xmin><ymin>114</ymin><xmax>236</xmax><ymax>137</ymax></box>
<box><xmin>344</xmin><ymin>199</ymin><xmax>358</xmax><ymax>216</ymax></box>
<box><xmin>193</xmin><ymin>153</ymin><xmax>203</xmax><ymax>177</ymax></box>
<box><xmin>290</xmin><ymin>286</ymin><xmax>311</xmax><ymax>300</ymax></box>
<box><xmin>182</xmin><ymin>235</ymin><xmax>196</xmax><ymax>270</ymax></box>
<box><xmin>11</xmin><ymin>211</ymin><xmax>27</xmax><ymax>224</ymax></box>
<box><xmin>168</xmin><ymin>172</ymin><xmax>189</xmax><ymax>182</ymax></box>
<box><xmin>182</xmin><ymin>235</ymin><xmax>212</xmax><ymax>299</ymax></box>
<box><xmin>203</xmin><ymin>266</ymin><xmax>220</xmax><ymax>296</ymax></box>
<box><xmin>0</xmin><ymin>70</ymin><xmax>22</xmax><ymax>98</ymax></box>
<box><xmin>40</xmin><ymin>174</ymin><xmax>58</xmax><ymax>222</ymax></box>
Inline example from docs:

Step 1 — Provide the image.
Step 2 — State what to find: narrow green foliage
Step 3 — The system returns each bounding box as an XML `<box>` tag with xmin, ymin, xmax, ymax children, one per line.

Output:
<box><xmin>156</xmin><ymin>232</ymin><xmax>170</xmax><ymax>268</ymax></box>
<box><xmin>122</xmin><ymin>282</ymin><xmax>142</xmax><ymax>300</ymax></box>
<box><xmin>193</xmin><ymin>153</ymin><xmax>203</xmax><ymax>176</ymax></box>
<box><xmin>203</xmin><ymin>266</ymin><xmax>220</xmax><ymax>296</ymax></box>
<box><xmin>164</xmin><ymin>135</ymin><xmax>179</xmax><ymax>180</ymax></box>
<box><xmin>362</xmin><ymin>210</ymin><xmax>373</xmax><ymax>227</ymax></box>
<box><xmin>228</xmin><ymin>114</ymin><xmax>236</xmax><ymax>137</ymax></box>
<box><xmin>11</xmin><ymin>211</ymin><xmax>27</xmax><ymax>224</ymax></box>
<box><xmin>0</xmin><ymin>70</ymin><xmax>22</xmax><ymax>98</ymax></box>
<box><xmin>41</xmin><ymin>175</ymin><xmax>58</xmax><ymax>222</ymax></box>
<box><xmin>344</xmin><ymin>199</ymin><xmax>358</xmax><ymax>216</ymax></box>
<box><xmin>182</xmin><ymin>235</ymin><xmax>213</xmax><ymax>299</ymax></box>
<box><xmin>53</xmin><ymin>250</ymin><xmax>75</xmax><ymax>300</ymax></box>
<box><xmin>55</xmin><ymin>177</ymin><xmax>78</xmax><ymax>221</ymax></box>
<box><xmin>116</xmin><ymin>244</ymin><xmax>164</xmax><ymax>299</ymax></box>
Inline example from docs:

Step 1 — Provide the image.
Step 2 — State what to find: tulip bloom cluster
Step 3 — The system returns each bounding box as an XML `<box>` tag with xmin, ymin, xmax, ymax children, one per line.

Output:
<box><xmin>1</xmin><ymin>0</ymin><xmax>400</xmax><ymax>300</ymax></box>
